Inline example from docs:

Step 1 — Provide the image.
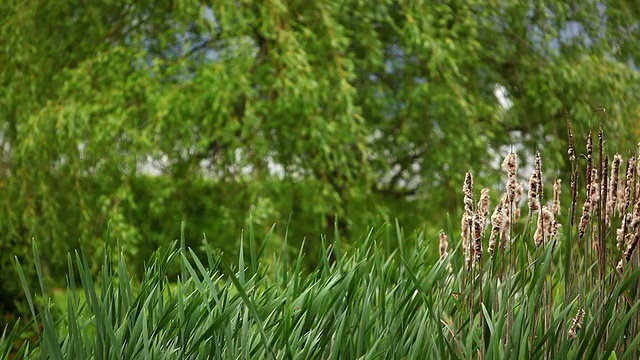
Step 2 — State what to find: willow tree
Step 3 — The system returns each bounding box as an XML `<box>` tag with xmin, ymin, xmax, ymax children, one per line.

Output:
<box><xmin>1</xmin><ymin>0</ymin><xmax>639</xmax><ymax>316</ymax></box>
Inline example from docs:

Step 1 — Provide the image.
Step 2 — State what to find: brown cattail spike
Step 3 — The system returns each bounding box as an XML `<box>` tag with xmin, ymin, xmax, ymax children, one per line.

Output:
<box><xmin>462</xmin><ymin>172</ymin><xmax>474</xmax><ymax>269</ymax></box>
<box><xmin>503</xmin><ymin>152</ymin><xmax>518</xmax><ymax>204</ymax></box>
<box><xmin>514</xmin><ymin>180</ymin><xmax>523</xmax><ymax>223</ymax></box>
<box><xmin>534</xmin><ymin>205</ymin><xmax>554</xmax><ymax>247</ymax></box>
<box><xmin>529</xmin><ymin>152</ymin><xmax>542</xmax><ymax>213</ymax></box>
<box><xmin>607</xmin><ymin>154</ymin><xmax>621</xmax><ymax>228</ymax></box>
<box><xmin>552</xmin><ymin>178</ymin><xmax>561</xmax><ymax>216</ymax></box>
<box><xmin>473</xmin><ymin>188</ymin><xmax>490</xmax><ymax>263</ymax></box>
<box><xmin>568</xmin><ymin>308</ymin><xmax>585</xmax><ymax>339</ymax></box>
<box><xmin>586</xmin><ymin>132</ymin><xmax>593</xmax><ymax>198</ymax></box>
<box><xmin>488</xmin><ymin>199</ymin><xmax>505</xmax><ymax>256</ymax></box>
<box><xmin>568</xmin><ymin>122</ymin><xmax>576</xmax><ymax>162</ymax></box>
<box><xmin>439</xmin><ymin>230</ymin><xmax>448</xmax><ymax>259</ymax></box>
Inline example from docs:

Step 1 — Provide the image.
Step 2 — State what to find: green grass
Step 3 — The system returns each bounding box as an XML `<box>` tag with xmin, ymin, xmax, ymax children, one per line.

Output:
<box><xmin>3</xmin><ymin>128</ymin><xmax>640</xmax><ymax>359</ymax></box>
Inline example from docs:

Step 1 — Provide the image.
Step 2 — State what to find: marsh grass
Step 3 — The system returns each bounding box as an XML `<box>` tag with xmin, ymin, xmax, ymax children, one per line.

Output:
<box><xmin>3</xmin><ymin>128</ymin><xmax>640</xmax><ymax>359</ymax></box>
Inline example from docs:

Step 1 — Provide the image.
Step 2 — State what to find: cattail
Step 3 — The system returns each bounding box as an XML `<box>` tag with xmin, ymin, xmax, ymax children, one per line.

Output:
<box><xmin>586</xmin><ymin>132</ymin><xmax>593</xmax><ymax>198</ymax></box>
<box><xmin>472</xmin><ymin>188</ymin><xmax>489</xmax><ymax>262</ymax></box>
<box><xmin>617</xmin><ymin>167</ymin><xmax>627</xmax><ymax>216</ymax></box>
<box><xmin>617</xmin><ymin>226</ymin><xmax>626</xmax><ymax>251</ymax></box>
<box><xmin>601</xmin><ymin>153</ymin><xmax>609</xmax><ymax>227</ymax></box>
<box><xmin>568</xmin><ymin>308</ymin><xmax>585</xmax><ymax>339</ymax></box>
<box><xmin>478</xmin><ymin>188</ymin><xmax>490</xmax><ymax>221</ymax></box>
<box><xmin>578</xmin><ymin>198</ymin><xmax>592</xmax><ymax>239</ymax></box>
<box><xmin>623</xmin><ymin>232</ymin><xmax>639</xmax><ymax>262</ymax></box>
<box><xmin>589</xmin><ymin>169</ymin><xmax>599</xmax><ymax>212</ymax></box>
<box><xmin>439</xmin><ymin>231</ymin><xmax>448</xmax><ymax>258</ymax></box>
<box><xmin>552</xmin><ymin>178</ymin><xmax>562</xmax><ymax>216</ymax></box>
<box><xmin>462</xmin><ymin>172</ymin><xmax>474</xmax><ymax>268</ymax></box>
<box><xmin>473</xmin><ymin>214</ymin><xmax>483</xmax><ymax>262</ymax></box>
<box><xmin>439</xmin><ymin>231</ymin><xmax>453</xmax><ymax>272</ymax></box>
<box><xmin>500</xmin><ymin>205</ymin><xmax>511</xmax><ymax>252</ymax></box>
<box><xmin>607</xmin><ymin>154</ymin><xmax>621</xmax><ymax>227</ymax></box>
<box><xmin>571</xmin><ymin>170</ymin><xmax>578</xmax><ymax>227</ymax></box>
<box><xmin>550</xmin><ymin>218</ymin><xmax>561</xmax><ymax>242</ymax></box>
<box><xmin>579</xmin><ymin>168</ymin><xmax>599</xmax><ymax>238</ymax></box>
<box><xmin>568</xmin><ymin>125</ymin><xmax>576</xmax><ymax>162</ymax></box>
<box><xmin>534</xmin><ymin>205</ymin><xmax>554</xmax><ymax>247</ymax></box>
<box><xmin>488</xmin><ymin>199</ymin><xmax>505</xmax><ymax>256</ymax></box>
<box><xmin>529</xmin><ymin>152</ymin><xmax>542</xmax><ymax>213</ymax></box>
<box><xmin>503</xmin><ymin>152</ymin><xmax>518</xmax><ymax>203</ymax></box>
<box><xmin>622</xmin><ymin>157</ymin><xmax>636</xmax><ymax>215</ymax></box>
<box><xmin>514</xmin><ymin>180</ymin><xmax>523</xmax><ymax>223</ymax></box>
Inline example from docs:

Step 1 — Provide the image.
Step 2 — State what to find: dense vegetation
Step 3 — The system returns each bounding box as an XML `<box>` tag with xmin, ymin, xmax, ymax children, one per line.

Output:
<box><xmin>3</xmin><ymin>128</ymin><xmax>640</xmax><ymax>359</ymax></box>
<box><xmin>2</xmin><ymin>0</ymin><xmax>640</xmax><ymax>354</ymax></box>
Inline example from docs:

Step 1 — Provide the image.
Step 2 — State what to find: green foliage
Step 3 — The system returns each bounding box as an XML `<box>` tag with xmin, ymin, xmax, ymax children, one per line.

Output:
<box><xmin>3</xmin><ymin>216</ymin><xmax>640</xmax><ymax>359</ymax></box>
<box><xmin>2</xmin><ymin>0</ymin><xmax>640</xmax><ymax>322</ymax></box>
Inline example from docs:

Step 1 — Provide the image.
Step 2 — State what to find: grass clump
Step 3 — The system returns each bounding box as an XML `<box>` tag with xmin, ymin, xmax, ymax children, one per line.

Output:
<box><xmin>3</xmin><ymin>127</ymin><xmax>640</xmax><ymax>359</ymax></box>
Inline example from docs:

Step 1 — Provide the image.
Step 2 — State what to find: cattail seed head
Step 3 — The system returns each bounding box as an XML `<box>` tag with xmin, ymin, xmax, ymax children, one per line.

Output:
<box><xmin>622</xmin><ymin>157</ymin><xmax>636</xmax><ymax>215</ymax></box>
<box><xmin>568</xmin><ymin>126</ymin><xmax>576</xmax><ymax>162</ymax></box>
<box><xmin>579</xmin><ymin>198</ymin><xmax>592</xmax><ymax>239</ymax></box>
<box><xmin>439</xmin><ymin>231</ymin><xmax>448</xmax><ymax>258</ymax></box>
<box><xmin>552</xmin><ymin>178</ymin><xmax>561</xmax><ymax>216</ymax></box>
<box><xmin>589</xmin><ymin>169</ymin><xmax>599</xmax><ymax>212</ymax></box>
<box><xmin>568</xmin><ymin>308</ymin><xmax>585</xmax><ymax>339</ymax></box>
<box><xmin>503</xmin><ymin>152</ymin><xmax>518</xmax><ymax>203</ymax></box>
<box><xmin>534</xmin><ymin>205</ymin><xmax>554</xmax><ymax>247</ymax></box>
<box><xmin>528</xmin><ymin>152</ymin><xmax>542</xmax><ymax>213</ymax></box>
<box><xmin>500</xmin><ymin>203</ymin><xmax>512</xmax><ymax>252</ymax></box>
<box><xmin>623</xmin><ymin>232</ymin><xmax>639</xmax><ymax>262</ymax></box>
<box><xmin>586</xmin><ymin>132</ymin><xmax>593</xmax><ymax>195</ymax></box>
<box><xmin>488</xmin><ymin>199</ymin><xmax>505</xmax><ymax>256</ymax></box>
<box><xmin>607</xmin><ymin>154</ymin><xmax>622</xmax><ymax>227</ymax></box>
<box><xmin>514</xmin><ymin>180</ymin><xmax>523</xmax><ymax>223</ymax></box>
<box><xmin>462</xmin><ymin>172</ymin><xmax>474</xmax><ymax>268</ymax></box>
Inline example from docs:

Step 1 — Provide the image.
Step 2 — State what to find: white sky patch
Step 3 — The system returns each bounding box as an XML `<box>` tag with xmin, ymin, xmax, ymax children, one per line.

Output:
<box><xmin>495</xmin><ymin>84</ymin><xmax>512</xmax><ymax>110</ymax></box>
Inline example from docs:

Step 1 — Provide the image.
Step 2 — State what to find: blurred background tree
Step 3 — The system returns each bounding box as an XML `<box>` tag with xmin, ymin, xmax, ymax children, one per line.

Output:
<box><xmin>2</xmin><ymin>0</ymin><xmax>640</xmax><ymax>319</ymax></box>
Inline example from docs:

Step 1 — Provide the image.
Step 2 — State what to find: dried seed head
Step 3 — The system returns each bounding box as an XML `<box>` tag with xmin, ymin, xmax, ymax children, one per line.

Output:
<box><xmin>503</xmin><ymin>152</ymin><xmax>518</xmax><ymax>203</ymax></box>
<box><xmin>550</xmin><ymin>219</ymin><xmax>561</xmax><ymax>242</ymax></box>
<box><xmin>500</xmin><ymin>202</ymin><xmax>512</xmax><ymax>252</ymax></box>
<box><xmin>607</xmin><ymin>154</ymin><xmax>622</xmax><ymax>227</ymax></box>
<box><xmin>630</xmin><ymin>184</ymin><xmax>640</xmax><ymax>230</ymax></box>
<box><xmin>462</xmin><ymin>172</ymin><xmax>475</xmax><ymax>269</ymax></box>
<box><xmin>463</xmin><ymin>172</ymin><xmax>474</xmax><ymax>211</ymax></box>
<box><xmin>579</xmin><ymin>198</ymin><xmax>592</xmax><ymax>239</ymax></box>
<box><xmin>589</xmin><ymin>169</ymin><xmax>599</xmax><ymax>205</ymax></box>
<box><xmin>586</xmin><ymin>132</ymin><xmax>593</xmax><ymax>195</ymax></box>
<box><xmin>528</xmin><ymin>153</ymin><xmax>542</xmax><ymax>213</ymax></box>
<box><xmin>473</xmin><ymin>216</ymin><xmax>483</xmax><ymax>262</ymax></box>
<box><xmin>512</xmin><ymin>180</ymin><xmax>523</xmax><ymax>223</ymax></box>
<box><xmin>568</xmin><ymin>308</ymin><xmax>585</xmax><ymax>339</ymax></box>
<box><xmin>534</xmin><ymin>205</ymin><xmax>554</xmax><ymax>247</ymax></box>
<box><xmin>488</xmin><ymin>199</ymin><xmax>505</xmax><ymax>256</ymax></box>
<box><xmin>617</xmin><ymin>227</ymin><xmax>625</xmax><ymax>251</ymax></box>
<box><xmin>552</xmin><ymin>178</ymin><xmax>562</xmax><ymax>216</ymax></box>
<box><xmin>439</xmin><ymin>231</ymin><xmax>448</xmax><ymax>258</ymax></box>
<box><xmin>622</xmin><ymin>157</ymin><xmax>636</xmax><ymax>215</ymax></box>
<box><xmin>624</xmin><ymin>232</ymin><xmax>639</xmax><ymax>262</ymax></box>
<box><xmin>568</xmin><ymin>126</ymin><xmax>576</xmax><ymax>162</ymax></box>
<box><xmin>478</xmin><ymin>188</ymin><xmax>490</xmax><ymax>221</ymax></box>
